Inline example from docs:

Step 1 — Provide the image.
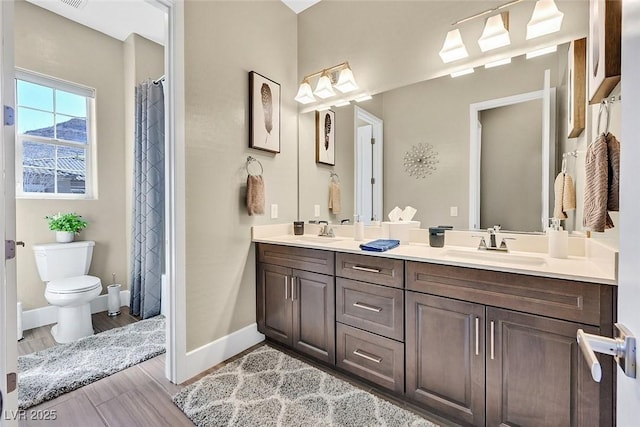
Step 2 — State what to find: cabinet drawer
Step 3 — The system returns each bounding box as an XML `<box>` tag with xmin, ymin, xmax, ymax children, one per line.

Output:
<box><xmin>258</xmin><ymin>243</ymin><xmax>334</xmax><ymax>275</ymax></box>
<box><xmin>336</xmin><ymin>278</ymin><xmax>404</xmax><ymax>341</ymax></box>
<box><xmin>336</xmin><ymin>323</ymin><xmax>404</xmax><ymax>393</ymax></box>
<box><xmin>336</xmin><ymin>252</ymin><xmax>404</xmax><ymax>288</ymax></box>
<box><xmin>406</xmin><ymin>261</ymin><xmax>604</xmax><ymax>326</ymax></box>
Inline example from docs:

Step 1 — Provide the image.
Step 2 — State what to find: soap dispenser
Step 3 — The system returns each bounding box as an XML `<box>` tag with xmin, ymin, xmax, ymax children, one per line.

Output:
<box><xmin>354</xmin><ymin>214</ymin><xmax>364</xmax><ymax>241</ymax></box>
<box><xmin>547</xmin><ymin>218</ymin><xmax>568</xmax><ymax>259</ymax></box>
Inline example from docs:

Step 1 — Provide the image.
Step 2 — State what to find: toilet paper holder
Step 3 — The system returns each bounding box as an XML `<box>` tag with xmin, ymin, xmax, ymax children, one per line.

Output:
<box><xmin>577</xmin><ymin>323</ymin><xmax>636</xmax><ymax>383</ymax></box>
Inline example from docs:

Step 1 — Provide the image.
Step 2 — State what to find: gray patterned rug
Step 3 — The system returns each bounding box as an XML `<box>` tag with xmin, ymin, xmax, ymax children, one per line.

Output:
<box><xmin>18</xmin><ymin>316</ymin><xmax>165</xmax><ymax>409</ymax></box>
<box><xmin>173</xmin><ymin>345</ymin><xmax>438</xmax><ymax>427</ymax></box>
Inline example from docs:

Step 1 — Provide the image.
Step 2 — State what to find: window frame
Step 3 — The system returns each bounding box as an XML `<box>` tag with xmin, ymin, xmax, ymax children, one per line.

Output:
<box><xmin>15</xmin><ymin>68</ymin><xmax>96</xmax><ymax>200</ymax></box>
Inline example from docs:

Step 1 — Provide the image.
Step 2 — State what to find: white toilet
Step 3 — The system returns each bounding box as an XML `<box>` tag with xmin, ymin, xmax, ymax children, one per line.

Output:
<box><xmin>33</xmin><ymin>241</ymin><xmax>102</xmax><ymax>344</ymax></box>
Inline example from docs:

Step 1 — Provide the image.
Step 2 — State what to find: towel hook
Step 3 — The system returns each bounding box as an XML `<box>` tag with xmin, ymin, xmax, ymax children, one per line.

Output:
<box><xmin>597</xmin><ymin>100</ymin><xmax>611</xmax><ymax>136</ymax></box>
<box><xmin>246</xmin><ymin>156</ymin><xmax>263</xmax><ymax>176</ymax></box>
<box><xmin>330</xmin><ymin>171</ymin><xmax>340</xmax><ymax>182</ymax></box>
<box><xmin>561</xmin><ymin>157</ymin><xmax>567</xmax><ymax>174</ymax></box>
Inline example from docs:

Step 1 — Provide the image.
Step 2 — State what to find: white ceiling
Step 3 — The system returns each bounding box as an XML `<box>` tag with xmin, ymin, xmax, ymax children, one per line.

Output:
<box><xmin>24</xmin><ymin>0</ymin><xmax>321</xmax><ymax>46</ymax></box>
<box><xmin>26</xmin><ymin>0</ymin><xmax>166</xmax><ymax>45</ymax></box>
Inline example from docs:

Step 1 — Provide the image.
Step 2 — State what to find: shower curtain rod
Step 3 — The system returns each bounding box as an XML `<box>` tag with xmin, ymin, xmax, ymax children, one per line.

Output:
<box><xmin>153</xmin><ymin>75</ymin><xmax>165</xmax><ymax>84</ymax></box>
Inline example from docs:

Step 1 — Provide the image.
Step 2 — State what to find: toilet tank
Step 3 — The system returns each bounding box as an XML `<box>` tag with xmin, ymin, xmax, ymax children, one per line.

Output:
<box><xmin>32</xmin><ymin>241</ymin><xmax>95</xmax><ymax>282</ymax></box>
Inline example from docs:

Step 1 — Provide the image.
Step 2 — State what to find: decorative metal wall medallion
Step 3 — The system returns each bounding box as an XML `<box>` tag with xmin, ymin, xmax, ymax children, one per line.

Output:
<box><xmin>404</xmin><ymin>143</ymin><xmax>439</xmax><ymax>178</ymax></box>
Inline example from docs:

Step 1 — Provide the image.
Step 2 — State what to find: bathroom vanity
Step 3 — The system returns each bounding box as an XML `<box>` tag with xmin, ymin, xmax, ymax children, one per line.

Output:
<box><xmin>254</xmin><ymin>227</ymin><xmax>617</xmax><ymax>427</ymax></box>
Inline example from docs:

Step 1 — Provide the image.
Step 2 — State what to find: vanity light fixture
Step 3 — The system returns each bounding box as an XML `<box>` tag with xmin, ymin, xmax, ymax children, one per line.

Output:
<box><xmin>526</xmin><ymin>0</ymin><xmax>564</xmax><ymax>40</ymax></box>
<box><xmin>314</xmin><ymin>71</ymin><xmax>336</xmax><ymax>99</ymax></box>
<box><xmin>439</xmin><ymin>29</ymin><xmax>469</xmax><ymax>63</ymax></box>
<box><xmin>294</xmin><ymin>78</ymin><xmax>316</xmax><ymax>104</ymax></box>
<box><xmin>294</xmin><ymin>61</ymin><xmax>359</xmax><ymax>104</ymax></box>
<box><xmin>484</xmin><ymin>57</ymin><xmax>512</xmax><ymax>68</ymax></box>
<box><xmin>526</xmin><ymin>45</ymin><xmax>558</xmax><ymax>59</ymax></box>
<box><xmin>450</xmin><ymin>68</ymin><xmax>475</xmax><ymax>78</ymax></box>
<box><xmin>478</xmin><ymin>12</ymin><xmax>511</xmax><ymax>52</ymax></box>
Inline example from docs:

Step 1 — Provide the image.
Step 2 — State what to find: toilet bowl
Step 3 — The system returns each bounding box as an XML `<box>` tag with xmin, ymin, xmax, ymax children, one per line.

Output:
<box><xmin>45</xmin><ymin>275</ymin><xmax>102</xmax><ymax>343</ymax></box>
<box><xmin>33</xmin><ymin>241</ymin><xmax>102</xmax><ymax>344</ymax></box>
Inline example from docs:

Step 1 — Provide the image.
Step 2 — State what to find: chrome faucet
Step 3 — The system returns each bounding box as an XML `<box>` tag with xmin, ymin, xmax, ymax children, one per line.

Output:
<box><xmin>318</xmin><ymin>223</ymin><xmax>335</xmax><ymax>237</ymax></box>
<box><xmin>475</xmin><ymin>225</ymin><xmax>514</xmax><ymax>252</ymax></box>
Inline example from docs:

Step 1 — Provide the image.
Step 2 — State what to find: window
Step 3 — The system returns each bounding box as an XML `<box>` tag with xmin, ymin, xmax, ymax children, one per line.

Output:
<box><xmin>15</xmin><ymin>70</ymin><xmax>95</xmax><ymax>198</ymax></box>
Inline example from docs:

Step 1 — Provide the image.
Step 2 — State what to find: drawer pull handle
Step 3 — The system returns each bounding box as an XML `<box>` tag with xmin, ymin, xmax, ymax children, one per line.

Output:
<box><xmin>353</xmin><ymin>349</ymin><xmax>382</xmax><ymax>363</ymax></box>
<box><xmin>352</xmin><ymin>265</ymin><xmax>381</xmax><ymax>273</ymax></box>
<box><xmin>353</xmin><ymin>302</ymin><xmax>382</xmax><ymax>313</ymax></box>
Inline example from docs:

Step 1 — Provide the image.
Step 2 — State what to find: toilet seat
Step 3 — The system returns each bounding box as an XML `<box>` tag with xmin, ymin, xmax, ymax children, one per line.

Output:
<box><xmin>47</xmin><ymin>275</ymin><xmax>101</xmax><ymax>294</ymax></box>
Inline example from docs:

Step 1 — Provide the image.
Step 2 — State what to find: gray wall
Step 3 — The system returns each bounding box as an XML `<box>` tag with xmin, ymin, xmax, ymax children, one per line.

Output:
<box><xmin>184</xmin><ymin>0</ymin><xmax>298</xmax><ymax>351</ymax></box>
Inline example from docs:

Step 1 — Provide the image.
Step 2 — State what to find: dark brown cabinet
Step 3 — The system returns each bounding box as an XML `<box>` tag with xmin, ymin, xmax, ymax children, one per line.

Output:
<box><xmin>406</xmin><ymin>292</ymin><xmax>486</xmax><ymax>426</ymax></box>
<box><xmin>405</xmin><ymin>261</ymin><xmax>614</xmax><ymax>427</ymax></box>
<box><xmin>257</xmin><ymin>244</ymin><xmax>335</xmax><ymax>365</ymax></box>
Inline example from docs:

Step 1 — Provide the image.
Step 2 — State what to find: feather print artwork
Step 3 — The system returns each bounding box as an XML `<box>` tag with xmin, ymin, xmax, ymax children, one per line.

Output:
<box><xmin>261</xmin><ymin>83</ymin><xmax>273</xmax><ymax>144</ymax></box>
<box><xmin>324</xmin><ymin>113</ymin><xmax>332</xmax><ymax>150</ymax></box>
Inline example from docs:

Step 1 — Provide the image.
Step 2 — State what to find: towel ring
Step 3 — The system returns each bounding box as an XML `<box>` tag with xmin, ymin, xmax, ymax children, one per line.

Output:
<box><xmin>246</xmin><ymin>156</ymin><xmax>263</xmax><ymax>176</ymax></box>
<box><xmin>597</xmin><ymin>100</ymin><xmax>611</xmax><ymax>136</ymax></box>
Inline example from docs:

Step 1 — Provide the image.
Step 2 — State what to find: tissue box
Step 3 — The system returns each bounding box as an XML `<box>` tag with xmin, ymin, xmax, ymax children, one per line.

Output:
<box><xmin>381</xmin><ymin>221</ymin><xmax>421</xmax><ymax>244</ymax></box>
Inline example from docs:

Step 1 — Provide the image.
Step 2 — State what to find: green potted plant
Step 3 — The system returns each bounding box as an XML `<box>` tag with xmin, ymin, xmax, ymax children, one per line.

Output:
<box><xmin>45</xmin><ymin>212</ymin><xmax>88</xmax><ymax>243</ymax></box>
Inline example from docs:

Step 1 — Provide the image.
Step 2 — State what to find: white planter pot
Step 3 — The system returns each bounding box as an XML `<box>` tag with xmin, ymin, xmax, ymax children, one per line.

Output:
<box><xmin>55</xmin><ymin>231</ymin><xmax>75</xmax><ymax>243</ymax></box>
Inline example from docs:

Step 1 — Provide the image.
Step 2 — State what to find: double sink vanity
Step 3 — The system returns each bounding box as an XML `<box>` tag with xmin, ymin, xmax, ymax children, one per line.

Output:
<box><xmin>252</xmin><ymin>223</ymin><xmax>618</xmax><ymax>427</ymax></box>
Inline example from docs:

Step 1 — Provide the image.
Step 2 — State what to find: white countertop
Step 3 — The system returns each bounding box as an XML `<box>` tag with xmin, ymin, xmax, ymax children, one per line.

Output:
<box><xmin>252</xmin><ymin>225</ymin><xmax>618</xmax><ymax>286</ymax></box>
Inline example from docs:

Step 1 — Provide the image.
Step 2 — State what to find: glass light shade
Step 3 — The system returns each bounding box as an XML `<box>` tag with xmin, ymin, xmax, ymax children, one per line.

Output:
<box><xmin>334</xmin><ymin>67</ymin><xmax>358</xmax><ymax>93</ymax></box>
<box><xmin>294</xmin><ymin>81</ymin><xmax>315</xmax><ymax>104</ymax></box>
<box><xmin>526</xmin><ymin>0</ymin><xmax>564</xmax><ymax>40</ymax></box>
<box><xmin>478</xmin><ymin>14</ymin><xmax>511</xmax><ymax>52</ymax></box>
<box><xmin>439</xmin><ymin>29</ymin><xmax>469</xmax><ymax>63</ymax></box>
<box><xmin>314</xmin><ymin>74</ymin><xmax>335</xmax><ymax>99</ymax></box>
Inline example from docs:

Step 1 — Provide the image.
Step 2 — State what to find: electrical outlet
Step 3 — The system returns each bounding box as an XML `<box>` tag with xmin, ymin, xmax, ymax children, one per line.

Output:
<box><xmin>314</xmin><ymin>204</ymin><xmax>320</xmax><ymax>217</ymax></box>
<box><xmin>271</xmin><ymin>204</ymin><xmax>278</xmax><ymax>219</ymax></box>
<box><xmin>450</xmin><ymin>206</ymin><xmax>458</xmax><ymax>217</ymax></box>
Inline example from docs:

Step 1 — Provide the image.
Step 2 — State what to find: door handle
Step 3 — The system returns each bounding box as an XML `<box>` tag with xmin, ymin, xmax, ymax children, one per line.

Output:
<box><xmin>284</xmin><ymin>276</ymin><xmax>289</xmax><ymax>300</ymax></box>
<box><xmin>475</xmin><ymin>317</ymin><xmax>480</xmax><ymax>356</ymax></box>
<box><xmin>490</xmin><ymin>320</ymin><xmax>495</xmax><ymax>360</ymax></box>
<box><xmin>577</xmin><ymin>323</ymin><xmax>636</xmax><ymax>382</ymax></box>
<box><xmin>291</xmin><ymin>276</ymin><xmax>297</xmax><ymax>300</ymax></box>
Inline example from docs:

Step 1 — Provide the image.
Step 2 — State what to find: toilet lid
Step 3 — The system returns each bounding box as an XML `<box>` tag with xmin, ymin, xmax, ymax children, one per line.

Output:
<box><xmin>47</xmin><ymin>275</ymin><xmax>101</xmax><ymax>294</ymax></box>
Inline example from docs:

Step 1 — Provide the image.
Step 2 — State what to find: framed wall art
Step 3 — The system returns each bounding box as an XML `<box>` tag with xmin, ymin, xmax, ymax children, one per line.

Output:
<box><xmin>249</xmin><ymin>71</ymin><xmax>280</xmax><ymax>153</ymax></box>
<box><xmin>587</xmin><ymin>0</ymin><xmax>621</xmax><ymax>104</ymax></box>
<box><xmin>568</xmin><ymin>38</ymin><xmax>586</xmax><ymax>138</ymax></box>
<box><xmin>316</xmin><ymin>110</ymin><xmax>335</xmax><ymax>165</ymax></box>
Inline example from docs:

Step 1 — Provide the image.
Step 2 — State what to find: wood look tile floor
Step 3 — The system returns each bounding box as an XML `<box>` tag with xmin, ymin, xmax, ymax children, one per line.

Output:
<box><xmin>17</xmin><ymin>324</ymin><xmax>455</xmax><ymax>427</ymax></box>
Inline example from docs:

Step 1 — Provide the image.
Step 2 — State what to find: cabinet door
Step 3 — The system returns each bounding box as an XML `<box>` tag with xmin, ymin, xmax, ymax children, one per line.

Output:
<box><xmin>486</xmin><ymin>307</ymin><xmax>601</xmax><ymax>427</ymax></box>
<box><xmin>406</xmin><ymin>292</ymin><xmax>485</xmax><ymax>426</ymax></box>
<box><xmin>292</xmin><ymin>269</ymin><xmax>335</xmax><ymax>364</ymax></box>
<box><xmin>257</xmin><ymin>263</ymin><xmax>292</xmax><ymax>346</ymax></box>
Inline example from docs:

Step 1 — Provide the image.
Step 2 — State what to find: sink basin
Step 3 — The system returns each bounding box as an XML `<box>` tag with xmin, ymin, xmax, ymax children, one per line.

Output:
<box><xmin>443</xmin><ymin>249</ymin><xmax>547</xmax><ymax>266</ymax></box>
<box><xmin>291</xmin><ymin>235</ymin><xmax>346</xmax><ymax>244</ymax></box>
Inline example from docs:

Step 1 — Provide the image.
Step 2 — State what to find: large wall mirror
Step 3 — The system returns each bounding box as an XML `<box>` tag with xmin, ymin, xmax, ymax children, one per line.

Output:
<box><xmin>298</xmin><ymin>45</ymin><xmax>575</xmax><ymax>233</ymax></box>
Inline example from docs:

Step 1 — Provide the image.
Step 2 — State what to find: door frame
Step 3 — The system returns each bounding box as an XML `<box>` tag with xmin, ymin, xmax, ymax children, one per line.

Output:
<box><xmin>354</xmin><ymin>106</ymin><xmax>383</xmax><ymax>224</ymax></box>
<box><xmin>468</xmin><ymin>77</ymin><xmax>556</xmax><ymax>231</ymax></box>
<box><xmin>0</xmin><ymin>0</ymin><xmax>17</xmax><ymax>423</ymax></box>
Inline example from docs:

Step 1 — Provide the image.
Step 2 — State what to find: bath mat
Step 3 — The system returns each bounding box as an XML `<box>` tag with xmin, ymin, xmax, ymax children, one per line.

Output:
<box><xmin>173</xmin><ymin>345</ymin><xmax>438</xmax><ymax>427</ymax></box>
<box><xmin>18</xmin><ymin>315</ymin><xmax>165</xmax><ymax>409</ymax></box>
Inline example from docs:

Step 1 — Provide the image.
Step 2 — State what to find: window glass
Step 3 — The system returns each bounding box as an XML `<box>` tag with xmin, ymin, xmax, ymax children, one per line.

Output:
<box><xmin>16</xmin><ymin>80</ymin><xmax>53</xmax><ymax>111</ymax></box>
<box><xmin>55</xmin><ymin>114</ymin><xmax>87</xmax><ymax>143</ymax></box>
<box><xmin>17</xmin><ymin>107</ymin><xmax>54</xmax><ymax>136</ymax></box>
<box><xmin>56</xmin><ymin>90</ymin><xmax>86</xmax><ymax>118</ymax></box>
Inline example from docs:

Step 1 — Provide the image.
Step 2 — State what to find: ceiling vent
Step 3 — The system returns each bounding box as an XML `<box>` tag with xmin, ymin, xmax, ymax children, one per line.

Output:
<box><xmin>59</xmin><ymin>0</ymin><xmax>88</xmax><ymax>9</ymax></box>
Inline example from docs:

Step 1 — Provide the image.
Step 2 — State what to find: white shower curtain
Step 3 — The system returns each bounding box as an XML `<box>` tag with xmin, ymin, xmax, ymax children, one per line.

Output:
<box><xmin>130</xmin><ymin>79</ymin><xmax>165</xmax><ymax>319</ymax></box>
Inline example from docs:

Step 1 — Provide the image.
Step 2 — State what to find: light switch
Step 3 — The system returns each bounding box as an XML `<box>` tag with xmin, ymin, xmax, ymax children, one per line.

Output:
<box><xmin>314</xmin><ymin>204</ymin><xmax>320</xmax><ymax>217</ymax></box>
<box><xmin>450</xmin><ymin>206</ymin><xmax>458</xmax><ymax>217</ymax></box>
<box><xmin>271</xmin><ymin>204</ymin><xmax>278</xmax><ymax>219</ymax></box>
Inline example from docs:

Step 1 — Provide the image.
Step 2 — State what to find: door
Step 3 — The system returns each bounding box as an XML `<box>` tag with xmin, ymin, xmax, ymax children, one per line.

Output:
<box><xmin>0</xmin><ymin>0</ymin><xmax>18</xmax><ymax>423</ymax></box>
<box><xmin>405</xmin><ymin>292</ymin><xmax>485</xmax><ymax>426</ymax></box>
<box><xmin>618</xmin><ymin>1</ymin><xmax>640</xmax><ymax>423</ymax></box>
<box><xmin>356</xmin><ymin>124</ymin><xmax>373</xmax><ymax>223</ymax></box>
<box><xmin>292</xmin><ymin>269</ymin><xmax>335</xmax><ymax>364</ymax></box>
<box><xmin>257</xmin><ymin>263</ymin><xmax>292</xmax><ymax>346</ymax></box>
<box><xmin>486</xmin><ymin>308</ymin><xmax>601</xmax><ymax>427</ymax></box>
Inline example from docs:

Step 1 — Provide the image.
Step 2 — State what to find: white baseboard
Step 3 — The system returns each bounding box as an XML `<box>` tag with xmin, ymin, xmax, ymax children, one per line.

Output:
<box><xmin>21</xmin><ymin>290</ymin><xmax>131</xmax><ymax>332</ymax></box>
<box><xmin>184</xmin><ymin>323</ymin><xmax>265</xmax><ymax>381</ymax></box>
